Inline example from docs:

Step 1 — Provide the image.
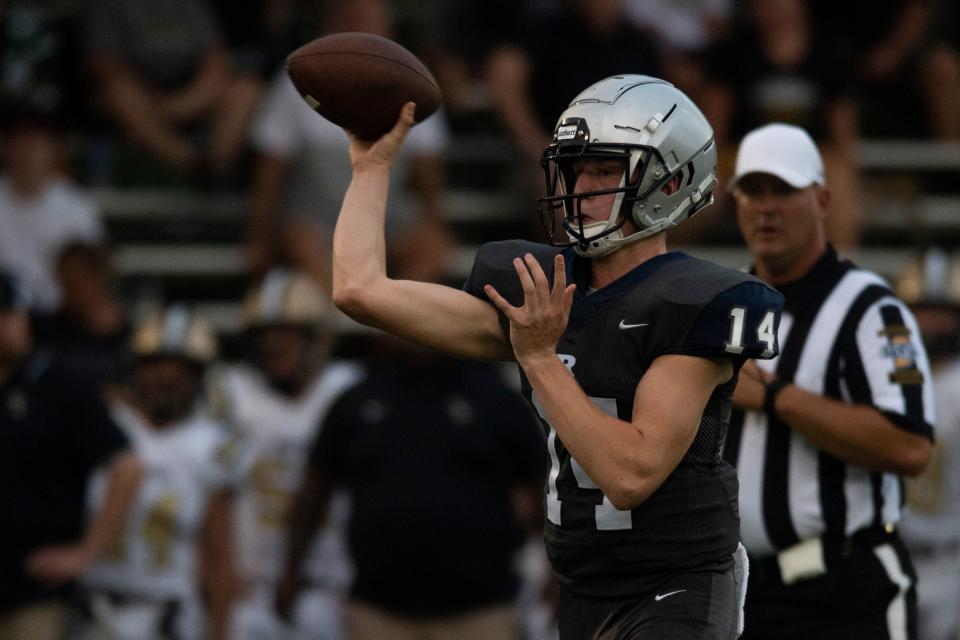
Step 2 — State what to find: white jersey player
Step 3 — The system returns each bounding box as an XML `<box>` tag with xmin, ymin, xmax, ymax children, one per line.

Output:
<box><xmin>79</xmin><ymin>306</ymin><xmax>236</xmax><ymax>640</ymax></box>
<box><xmin>897</xmin><ymin>249</ymin><xmax>960</xmax><ymax>640</ymax></box>
<box><xmin>216</xmin><ymin>269</ymin><xmax>360</xmax><ymax>640</ymax></box>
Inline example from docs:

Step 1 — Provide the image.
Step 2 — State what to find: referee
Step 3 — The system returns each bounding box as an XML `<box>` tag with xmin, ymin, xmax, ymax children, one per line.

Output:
<box><xmin>725</xmin><ymin>124</ymin><xmax>935</xmax><ymax>640</ymax></box>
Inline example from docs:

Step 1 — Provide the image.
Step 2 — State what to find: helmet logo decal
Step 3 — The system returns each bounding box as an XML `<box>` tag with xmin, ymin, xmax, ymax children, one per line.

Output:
<box><xmin>552</xmin><ymin>117</ymin><xmax>590</xmax><ymax>145</ymax></box>
<box><xmin>556</xmin><ymin>125</ymin><xmax>579</xmax><ymax>140</ymax></box>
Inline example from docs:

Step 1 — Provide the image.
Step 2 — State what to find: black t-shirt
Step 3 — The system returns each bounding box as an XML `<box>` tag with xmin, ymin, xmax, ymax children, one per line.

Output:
<box><xmin>310</xmin><ymin>357</ymin><xmax>547</xmax><ymax>615</ymax></box>
<box><xmin>0</xmin><ymin>350</ymin><xmax>129</xmax><ymax>611</ymax></box>
<box><xmin>464</xmin><ymin>240</ymin><xmax>784</xmax><ymax>599</ymax></box>
<box><xmin>808</xmin><ymin>0</ymin><xmax>923</xmax><ymax>52</ymax></box>
<box><xmin>517</xmin><ymin>13</ymin><xmax>662</xmax><ymax>132</ymax></box>
<box><xmin>32</xmin><ymin>312</ymin><xmax>131</xmax><ymax>390</ymax></box>
<box><xmin>708</xmin><ymin>30</ymin><xmax>851</xmax><ymax>140</ymax></box>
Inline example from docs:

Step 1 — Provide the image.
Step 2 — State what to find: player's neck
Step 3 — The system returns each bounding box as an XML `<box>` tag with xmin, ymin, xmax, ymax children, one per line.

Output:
<box><xmin>589</xmin><ymin>234</ymin><xmax>667</xmax><ymax>289</ymax></box>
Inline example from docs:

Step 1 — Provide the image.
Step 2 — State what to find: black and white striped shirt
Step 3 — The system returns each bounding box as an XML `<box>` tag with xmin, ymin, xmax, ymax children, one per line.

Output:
<box><xmin>723</xmin><ymin>247</ymin><xmax>936</xmax><ymax>557</ymax></box>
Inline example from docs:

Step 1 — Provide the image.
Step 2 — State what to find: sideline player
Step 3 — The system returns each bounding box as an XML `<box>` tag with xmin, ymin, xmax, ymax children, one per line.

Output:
<box><xmin>897</xmin><ymin>248</ymin><xmax>960</xmax><ymax>640</ymax></box>
<box><xmin>331</xmin><ymin>75</ymin><xmax>784</xmax><ymax>638</ymax></box>
<box><xmin>79</xmin><ymin>307</ymin><xmax>235</xmax><ymax>640</ymax></box>
<box><xmin>214</xmin><ymin>269</ymin><xmax>361</xmax><ymax>640</ymax></box>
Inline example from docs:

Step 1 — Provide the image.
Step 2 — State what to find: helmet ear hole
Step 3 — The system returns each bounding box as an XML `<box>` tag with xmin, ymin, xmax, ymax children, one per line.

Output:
<box><xmin>661</xmin><ymin>171</ymin><xmax>683</xmax><ymax>196</ymax></box>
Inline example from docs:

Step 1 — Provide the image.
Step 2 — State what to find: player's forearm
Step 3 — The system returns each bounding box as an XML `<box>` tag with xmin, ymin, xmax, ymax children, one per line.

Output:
<box><xmin>202</xmin><ymin>492</ymin><xmax>236</xmax><ymax>640</ymax></box>
<box><xmin>521</xmin><ymin>355</ymin><xmax>653</xmax><ymax>510</ymax></box>
<box><xmin>281</xmin><ymin>471</ymin><xmax>329</xmax><ymax>580</ymax></box>
<box><xmin>775</xmin><ymin>384</ymin><xmax>931</xmax><ymax>475</ymax></box>
<box><xmin>332</xmin><ymin>166</ymin><xmax>391</xmax><ymax>317</ymax></box>
<box><xmin>82</xmin><ymin>451</ymin><xmax>144</xmax><ymax>559</ymax></box>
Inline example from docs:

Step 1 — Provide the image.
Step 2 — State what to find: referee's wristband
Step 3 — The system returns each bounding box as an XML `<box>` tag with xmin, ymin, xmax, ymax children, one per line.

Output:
<box><xmin>763</xmin><ymin>377</ymin><xmax>789</xmax><ymax>417</ymax></box>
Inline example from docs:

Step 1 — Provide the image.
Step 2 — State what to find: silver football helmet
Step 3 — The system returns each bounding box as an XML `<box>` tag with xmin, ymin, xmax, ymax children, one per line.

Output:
<box><xmin>538</xmin><ymin>75</ymin><xmax>717</xmax><ymax>257</ymax></box>
<box><xmin>896</xmin><ymin>247</ymin><xmax>960</xmax><ymax>307</ymax></box>
<box><xmin>242</xmin><ymin>268</ymin><xmax>332</xmax><ymax>329</ymax></box>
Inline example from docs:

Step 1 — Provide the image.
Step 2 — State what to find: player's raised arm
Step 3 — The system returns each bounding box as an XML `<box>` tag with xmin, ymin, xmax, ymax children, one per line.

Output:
<box><xmin>332</xmin><ymin>103</ymin><xmax>513</xmax><ymax>361</ymax></box>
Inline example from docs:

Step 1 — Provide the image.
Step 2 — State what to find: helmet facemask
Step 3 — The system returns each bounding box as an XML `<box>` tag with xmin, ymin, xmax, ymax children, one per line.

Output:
<box><xmin>537</xmin><ymin>136</ymin><xmax>650</xmax><ymax>256</ymax></box>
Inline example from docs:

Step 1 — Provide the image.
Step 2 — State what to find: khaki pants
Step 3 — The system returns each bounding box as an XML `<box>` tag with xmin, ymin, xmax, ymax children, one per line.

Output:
<box><xmin>346</xmin><ymin>601</ymin><xmax>519</xmax><ymax>640</ymax></box>
<box><xmin>0</xmin><ymin>600</ymin><xmax>67</xmax><ymax>640</ymax></box>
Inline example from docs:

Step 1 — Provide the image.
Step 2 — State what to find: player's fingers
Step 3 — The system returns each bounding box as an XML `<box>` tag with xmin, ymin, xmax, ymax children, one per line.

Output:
<box><xmin>512</xmin><ymin>257</ymin><xmax>537</xmax><ymax>301</ymax></box>
<box><xmin>524</xmin><ymin>253</ymin><xmax>550</xmax><ymax>292</ymax></box>
<box><xmin>484</xmin><ymin>284</ymin><xmax>518</xmax><ymax>318</ymax></box>
<box><xmin>401</xmin><ymin>101</ymin><xmax>417</xmax><ymax>124</ymax></box>
<box><xmin>562</xmin><ymin>284</ymin><xmax>576</xmax><ymax>316</ymax></box>
<box><xmin>551</xmin><ymin>254</ymin><xmax>567</xmax><ymax>297</ymax></box>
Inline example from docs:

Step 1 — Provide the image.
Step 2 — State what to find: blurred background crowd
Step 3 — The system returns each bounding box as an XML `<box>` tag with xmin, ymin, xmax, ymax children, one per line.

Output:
<box><xmin>1</xmin><ymin>0</ymin><xmax>959</xmax><ymax>638</ymax></box>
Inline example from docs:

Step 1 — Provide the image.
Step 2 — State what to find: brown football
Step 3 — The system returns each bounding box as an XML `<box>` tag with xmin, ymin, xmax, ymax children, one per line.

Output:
<box><xmin>285</xmin><ymin>32</ymin><xmax>442</xmax><ymax>141</ymax></box>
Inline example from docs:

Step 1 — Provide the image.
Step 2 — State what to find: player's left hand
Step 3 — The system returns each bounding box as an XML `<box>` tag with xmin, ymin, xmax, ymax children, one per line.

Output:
<box><xmin>25</xmin><ymin>543</ymin><xmax>95</xmax><ymax>585</ymax></box>
<box><xmin>732</xmin><ymin>360</ymin><xmax>773</xmax><ymax>412</ymax></box>
<box><xmin>485</xmin><ymin>253</ymin><xmax>576</xmax><ymax>364</ymax></box>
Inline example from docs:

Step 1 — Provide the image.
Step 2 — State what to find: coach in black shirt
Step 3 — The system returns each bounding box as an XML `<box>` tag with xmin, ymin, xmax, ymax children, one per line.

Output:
<box><xmin>275</xmin><ymin>339</ymin><xmax>548</xmax><ymax>639</ymax></box>
<box><xmin>726</xmin><ymin>124</ymin><xmax>934</xmax><ymax>639</ymax></box>
<box><xmin>0</xmin><ymin>272</ymin><xmax>143</xmax><ymax>640</ymax></box>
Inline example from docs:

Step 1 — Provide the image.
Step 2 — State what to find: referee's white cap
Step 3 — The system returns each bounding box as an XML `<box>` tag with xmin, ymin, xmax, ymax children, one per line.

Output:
<box><xmin>730</xmin><ymin>123</ymin><xmax>825</xmax><ymax>191</ymax></box>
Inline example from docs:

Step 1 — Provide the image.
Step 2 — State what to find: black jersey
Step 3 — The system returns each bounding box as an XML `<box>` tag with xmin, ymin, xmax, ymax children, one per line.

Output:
<box><xmin>464</xmin><ymin>240</ymin><xmax>784</xmax><ymax>599</ymax></box>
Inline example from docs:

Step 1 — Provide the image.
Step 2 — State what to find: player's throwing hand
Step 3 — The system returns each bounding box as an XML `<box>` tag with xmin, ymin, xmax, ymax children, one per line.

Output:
<box><xmin>347</xmin><ymin>102</ymin><xmax>416</xmax><ymax>172</ymax></box>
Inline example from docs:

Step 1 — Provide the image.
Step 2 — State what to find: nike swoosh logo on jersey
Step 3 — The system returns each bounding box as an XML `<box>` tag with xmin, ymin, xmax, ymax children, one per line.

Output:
<box><xmin>654</xmin><ymin>589</ymin><xmax>686</xmax><ymax>601</ymax></box>
<box><xmin>619</xmin><ymin>320</ymin><xmax>649</xmax><ymax>330</ymax></box>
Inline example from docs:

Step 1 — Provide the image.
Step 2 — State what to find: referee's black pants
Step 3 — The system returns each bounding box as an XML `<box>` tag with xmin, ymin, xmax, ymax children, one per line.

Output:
<box><xmin>741</xmin><ymin>530</ymin><xmax>917</xmax><ymax>640</ymax></box>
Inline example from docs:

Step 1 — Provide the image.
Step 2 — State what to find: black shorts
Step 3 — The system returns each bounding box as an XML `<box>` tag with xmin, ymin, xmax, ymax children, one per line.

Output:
<box><xmin>558</xmin><ymin>567</ymin><xmax>738</xmax><ymax>640</ymax></box>
<box><xmin>740</xmin><ymin>531</ymin><xmax>917</xmax><ymax>640</ymax></box>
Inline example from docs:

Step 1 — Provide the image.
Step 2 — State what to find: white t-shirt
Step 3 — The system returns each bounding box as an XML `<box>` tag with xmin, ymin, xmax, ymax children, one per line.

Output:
<box><xmin>251</xmin><ymin>69</ymin><xmax>448</xmax><ymax>235</ymax></box>
<box><xmin>0</xmin><ymin>176</ymin><xmax>103</xmax><ymax>311</ymax></box>
<box><xmin>626</xmin><ymin>0</ymin><xmax>731</xmax><ymax>52</ymax></box>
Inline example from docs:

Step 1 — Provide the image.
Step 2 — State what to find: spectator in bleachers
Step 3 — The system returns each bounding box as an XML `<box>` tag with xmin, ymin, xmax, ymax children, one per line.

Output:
<box><xmin>483</xmin><ymin>0</ymin><xmax>662</xmax><ymax>241</ymax></box>
<box><xmin>809</xmin><ymin>0</ymin><xmax>960</xmax><ymax>141</ymax></box>
<box><xmin>0</xmin><ymin>111</ymin><xmax>104</xmax><ymax>312</ymax></box>
<box><xmin>426</xmin><ymin>0</ymin><xmax>556</xmax><ymax>118</ymax></box>
<box><xmin>702</xmin><ymin>0</ymin><xmax>862</xmax><ymax>248</ymax></box>
<box><xmin>0</xmin><ymin>270</ymin><xmax>143</xmax><ymax>640</ymax></box>
<box><xmin>83</xmin><ymin>0</ymin><xmax>262</xmax><ymax>180</ymax></box>
<box><xmin>624</xmin><ymin>0</ymin><xmax>732</xmax><ymax>103</ymax></box>
<box><xmin>33</xmin><ymin>242</ymin><xmax>130</xmax><ymax>396</ymax></box>
<box><xmin>211</xmin><ymin>0</ymin><xmax>315</xmax><ymax>84</ymax></box>
<box><xmin>76</xmin><ymin>306</ymin><xmax>236</xmax><ymax>640</ymax></box>
<box><xmin>485</xmin><ymin>0</ymin><xmax>662</xmax><ymax>163</ymax></box>
<box><xmin>246</xmin><ymin>0</ymin><xmax>448</xmax><ymax>291</ymax></box>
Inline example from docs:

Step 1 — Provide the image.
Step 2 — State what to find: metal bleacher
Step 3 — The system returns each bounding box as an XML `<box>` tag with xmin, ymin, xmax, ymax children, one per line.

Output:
<box><xmin>98</xmin><ymin>137</ymin><xmax>960</xmax><ymax>336</ymax></box>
